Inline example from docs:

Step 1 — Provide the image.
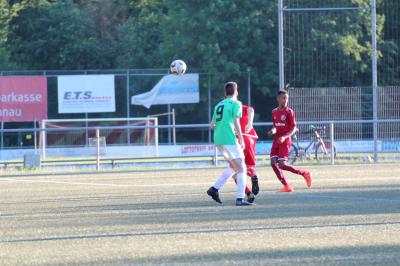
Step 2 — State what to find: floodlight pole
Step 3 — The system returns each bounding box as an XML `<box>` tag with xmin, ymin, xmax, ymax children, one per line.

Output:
<box><xmin>371</xmin><ymin>0</ymin><xmax>378</xmax><ymax>163</ymax></box>
<box><xmin>278</xmin><ymin>0</ymin><xmax>285</xmax><ymax>91</ymax></box>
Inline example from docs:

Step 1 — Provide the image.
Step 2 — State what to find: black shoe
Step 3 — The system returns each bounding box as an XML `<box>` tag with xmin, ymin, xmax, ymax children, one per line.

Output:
<box><xmin>246</xmin><ymin>192</ymin><xmax>255</xmax><ymax>203</ymax></box>
<box><xmin>251</xmin><ymin>175</ymin><xmax>259</xmax><ymax>195</ymax></box>
<box><xmin>236</xmin><ymin>198</ymin><xmax>256</xmax><ymax>206</ymax></box>
<box><xmin>207</xmin><ymin>187</ymin><xmax>222</xmax><ymax>204</ymax></box>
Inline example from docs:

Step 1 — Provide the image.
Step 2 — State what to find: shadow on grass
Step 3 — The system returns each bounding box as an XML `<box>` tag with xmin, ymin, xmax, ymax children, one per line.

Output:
<box><xmin>80</xmin><ymin>245</ymin><xmax>400</xmax><ymax>265</ymax></box>
<box><xmin>2</xmin><ymin>220</ymin><xmax>400</xmax><ymax>244</ymax></box>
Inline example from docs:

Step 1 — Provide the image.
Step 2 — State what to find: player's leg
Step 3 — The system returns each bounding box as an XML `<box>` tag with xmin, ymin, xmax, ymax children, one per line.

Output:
<box><xmin>207</xmin><ymin>146</ymin><xmax>235</xmax><ymax>204</ymax></box>
<box><xmin>270</xmin><ymin>141</ymin><xmax>290</xmax><ymax>190</ymax></box>
<box><xmin>245</xmin><ymin>136</ymin><xmax>259</xmax><ymax>195</ymax></box>
<box><xmin>234</xmin><ymin>137</ymin><xmax>256</xmax><ymax>201</ymax></box>
<box><xmin>270</xmin><ymin>141</ymin><xmax>293</xmax><ymax>192</ymax></box>
<box><xmin>271</xmin><ymin>156</ymin><xmax>292</xmax><ymax>192</ymax></box>
<box><xmin>278</xmin><ymin>142</ymin><xmax>312</xmax><ymax>188</ymax></box>
<box><xmin>207</xmin><ymin>167</ymin><xmax>236</xmax><ymax>203</ymax></box>
<box><xmin>279</xmin><ymin>160</ymin><xmax>311</xmax><ymax>188</ymax></box>
<box><xmin>230</xmin><ymin>157</ymin><xmax>255</xmax><ymax>206</ymax></box>
<box><xmin>230</xmin><ymin>159</ymin><xmax>252</xmax><ymax>196</ymax></box>
<box><xmin>231</xmin><ymin>173</ymin><xmax>254</xmax><ymax>202</ymax></box>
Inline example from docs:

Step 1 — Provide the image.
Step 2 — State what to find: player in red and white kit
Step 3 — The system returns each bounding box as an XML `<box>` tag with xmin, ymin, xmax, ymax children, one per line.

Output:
<box><xmin>268</xmin><ymin>90</ymin><xmax>312</xmax><ymax>192</ymax></box>
<box><xmin>232</xmin><ymin>105</ymin><xmax>260</xmax><ymax>202</ymax></box>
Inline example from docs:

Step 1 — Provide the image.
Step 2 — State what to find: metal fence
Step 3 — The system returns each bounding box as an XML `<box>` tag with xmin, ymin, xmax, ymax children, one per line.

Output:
<box><xmin>278</xmin><ymin>0</ymin><xmax>400</xmax><ymax>162</ymax></box>
<box><xmin>0</xmin><ymin>68</ymin><xmax>253</xmax><ymax>147</ymax></box>
<box><xmin>0</xmin><ymin>119</ymin><xmax>399</xmax><ymax>170</ymax></box>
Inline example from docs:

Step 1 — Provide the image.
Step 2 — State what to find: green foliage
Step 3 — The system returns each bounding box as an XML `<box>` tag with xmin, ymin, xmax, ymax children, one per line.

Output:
<box><xmin>7</xmin><ymin>0</ymin><xmax>114</xmax><ymax>69</ymax></box>
<box><xmin>115</xmin><ymin>0</ymin><xmax>165</xmax><ymax>68</ymax></box>
<box><xmin>1</xmin><ymin>0</ymin><xmax>399</xmax><ymax>103</ymax></box>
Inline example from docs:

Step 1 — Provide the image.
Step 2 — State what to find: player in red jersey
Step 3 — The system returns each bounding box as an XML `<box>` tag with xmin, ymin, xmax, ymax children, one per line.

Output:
<box><xmin>268</xmin><ymin>90</ymin><xmax>312</xmax><ymax>192</ymax></box>
<box><xmin>232</xmin><ymin>105</ymin><xmax>260</xmax><ymax>202</ymax></box>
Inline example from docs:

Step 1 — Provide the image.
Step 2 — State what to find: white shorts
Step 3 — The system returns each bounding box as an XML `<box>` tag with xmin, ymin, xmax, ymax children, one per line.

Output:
<box><xmin>216</xmin><ymin>144</ymin><xmax>245</xmax><ymax>161</ymax></box>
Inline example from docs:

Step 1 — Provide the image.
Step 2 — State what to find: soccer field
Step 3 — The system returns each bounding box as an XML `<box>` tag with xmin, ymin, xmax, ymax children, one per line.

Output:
<box><xmin>1</xmin><ymin>165</ymin><xmax>400</xmax><ymax>265</ymax></box>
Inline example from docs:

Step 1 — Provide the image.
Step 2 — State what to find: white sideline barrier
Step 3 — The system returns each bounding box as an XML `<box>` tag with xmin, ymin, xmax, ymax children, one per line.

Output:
<box><xmin>0</xmin><ymin>140</ymin><xmax>399</xmax><ymax>161</ymax></box>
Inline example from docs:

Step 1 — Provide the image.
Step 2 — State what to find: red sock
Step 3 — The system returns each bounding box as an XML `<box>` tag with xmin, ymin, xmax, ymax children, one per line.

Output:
<box><xmin>272</xmin><ymin>162</ymin><xmax>288</xmax><ymax>186</ymax></box>
<box><xmin>280</xmin><ymin>164</ymin><xmax>305</xmax><ymax>175</ymax></box>
<box><xmin>247</xmin><ymin>166</ymin><xmax>256</xmax><ymax>177</ymax></box>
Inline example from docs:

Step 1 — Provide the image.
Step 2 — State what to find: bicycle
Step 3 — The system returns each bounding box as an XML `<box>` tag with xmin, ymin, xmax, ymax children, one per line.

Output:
<box><xmin>288</xmin><ymin>125</ymin><xmax>337</xmax><ymax>164</ymax></box>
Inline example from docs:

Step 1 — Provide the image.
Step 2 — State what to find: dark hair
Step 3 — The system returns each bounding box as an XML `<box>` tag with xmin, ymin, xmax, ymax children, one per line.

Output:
<box><xmin>225</xmin><ymin>81</ymin><xmax>238</xmax><ymax>96</ymax></box>
<box><xmin>277</xmin><ymin>90</ymin><xmax>288</xmax><ymax>96</ymax></box>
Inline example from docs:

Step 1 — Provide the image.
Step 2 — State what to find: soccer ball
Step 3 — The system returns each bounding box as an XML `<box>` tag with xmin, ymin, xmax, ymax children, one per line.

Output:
<box><xmin>170</xmin><ymin>59</ymin><xmax>187</xmax><ymax>75</ymax></box>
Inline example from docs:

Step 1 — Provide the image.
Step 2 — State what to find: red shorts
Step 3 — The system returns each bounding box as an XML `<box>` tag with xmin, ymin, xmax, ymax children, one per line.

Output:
<box><xmin>243</xmin><ymin>135</ymin><xmax>257</xmax><ymax>167</ymax></box>
<box><xmin>270</xmin><ymin>138</ymin><xmax>291</xmax><ymax>161</ymax></box>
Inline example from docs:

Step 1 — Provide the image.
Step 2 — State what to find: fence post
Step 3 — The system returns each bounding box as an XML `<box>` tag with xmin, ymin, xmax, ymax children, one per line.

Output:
<box><xmin>172</xmin><ymin>108</ymin><xmax>176</xmax><ymax>145</ymax></box>
<box><xmin>247</xmin><ymin>67</ymin><xmax>251</xmax><ymax>106</ymax></box>
<box><xmin>1</xmin><ymin>121</ymin><xmax>3</xmax><ymax>151</ymax></box>
<box><xmin>41</xmin><ymin>121</ymin><xmax>46</xmax><ymax>160</ymax></box>
<box><xmin>330</xmin><ymin>122</ymin><xmax>335</xmax><ymax>165</ymax></box>
<box><xmin>371</xmin><ymin>0</ymin><xmax>379</xmax><ymax>163</ymax></box>
<box><xmin>214</xmin><ymin>146</ymin><xmax>218</xmax><ymax>166</ymax></box>
<box><xmin>34</xmin><ymin>120</ymin><xmax>37</xmax><ymax>154</ymax></box>
<box><xmin>278</xmin><ymin>0</ymin><xmax>285</xmax><ymax>90</ymax></box>
<box><xmin>126</xmin><ymin>70</ymin><xmax>131</xmax><ymax>145</ymax></box>
<box><xmin>208</xmin><ymin>73</ymin><xmax>212</xmax><ymax>144</ymax></box>
<box><xmin>96</xmin><ymin>129</ymin><xmax>100</xmax><ymax>171</ymax></box>
<box><xmin>167</xmin><ymin>104</ymin><xmax>172</xmax><ymax>144</ymax></box>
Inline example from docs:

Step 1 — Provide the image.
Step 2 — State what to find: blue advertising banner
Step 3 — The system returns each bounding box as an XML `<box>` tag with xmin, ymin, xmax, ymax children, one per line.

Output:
<box><xmin>131</xmin><ymin>74</ymin><xmax>199</xmax><ymax>108</ymax></box>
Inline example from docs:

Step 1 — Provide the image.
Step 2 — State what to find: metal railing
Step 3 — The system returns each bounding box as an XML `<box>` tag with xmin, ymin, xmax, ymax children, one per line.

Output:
<box><xmin>0</xmin><ymin>119</ymin><xmax>399</xmax><ymax>170</ymax></box>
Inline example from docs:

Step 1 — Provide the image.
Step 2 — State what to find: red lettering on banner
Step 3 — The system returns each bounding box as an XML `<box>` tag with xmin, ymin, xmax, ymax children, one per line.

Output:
<box><xmin>181</xmin><ymin>145</ymin><xmax>214</xmax><ymax>154</ymax></box>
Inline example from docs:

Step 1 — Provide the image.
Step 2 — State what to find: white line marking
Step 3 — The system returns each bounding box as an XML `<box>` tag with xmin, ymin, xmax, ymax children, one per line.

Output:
<box><xmin>292</xmin><ymin>193</ymin><xmax>400</xmax><ymax>203</ymax></box>
<box><xmin>0</xmin><ymin>178</ymin><xmax>213</xmax><ymax>188</ymax></box>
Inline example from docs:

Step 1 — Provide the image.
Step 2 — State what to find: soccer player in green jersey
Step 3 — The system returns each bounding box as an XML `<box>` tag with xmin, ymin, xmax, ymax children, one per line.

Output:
<box><xmin>207</xmin><ymin>81</ymin><xmax>255</xmax><ymax>206</ymax></box>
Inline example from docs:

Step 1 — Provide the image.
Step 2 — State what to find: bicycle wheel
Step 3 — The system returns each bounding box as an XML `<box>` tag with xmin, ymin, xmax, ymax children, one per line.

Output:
<box><xmin>288</xmin><ymin>144</ymin><xmax>298</xmax><ymax>164</ymax></box>
<box><xmin>315</xmin><ymin>143</ymin><xmax>337</xmax><ymax>161</ymax></box>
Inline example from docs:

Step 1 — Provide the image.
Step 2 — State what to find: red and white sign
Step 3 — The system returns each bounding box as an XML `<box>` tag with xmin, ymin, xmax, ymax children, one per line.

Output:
<box><xmin>0</xmin><ymin>76</ymin><xmax>47</xmax><ymax>122</ymax></box>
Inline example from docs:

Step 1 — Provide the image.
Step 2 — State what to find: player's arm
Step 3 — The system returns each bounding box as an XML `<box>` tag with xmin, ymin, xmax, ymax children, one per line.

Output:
<box><xmin>268</xmin><ymin>110</ymin><xmax>276</xmax><ymax>136</ymax></box>
<box><xmin>210</xmin><ymin>120</ymin><xmax>215</xmax><ymax>130</ymax></box>
<box><xmin>233</xmin><ymin>102</ymin><xmax>245</xmax><ymax>149</ymax></box>
<box><xmin>279</xmin><ymin>110</ymin><xmax>297</xmax><ymax>143</ymax></box>
<box><xmin>245</xmin><ymin>107</ymin><xmax>254</xmax><ymax>133</ymax></box>
<box><xmin>268</xmin><ymin>127</ymin><xmax>276</xmax><ymax>136</ymax></box>
<box><xmin>210</xmin><ymin>107</ymin><xmax>216</xmax><ymax>130</ymax></box>
<box><xmin>234</xmin><ymin>117</ymin><xmax>245</xmax><ymax>150</ymax></box>
<box><xmin>279</xmin><ymin>126</ymin><xmax>297</xmax><ymax>143</ymax></box>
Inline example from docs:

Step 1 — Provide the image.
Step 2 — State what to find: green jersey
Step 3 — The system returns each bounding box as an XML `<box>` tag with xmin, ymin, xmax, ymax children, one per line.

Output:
<box><xmin>212</xmin><ymin>98</ymin><xmax>242</xmax><ymax>145</ymax></box>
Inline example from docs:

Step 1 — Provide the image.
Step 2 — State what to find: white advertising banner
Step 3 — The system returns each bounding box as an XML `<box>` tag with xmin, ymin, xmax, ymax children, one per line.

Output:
<box><xmin>131</xmin><ymin>74</ymin><xmax>199</xmax><ymax>108</ymax></box>
<box><xmin>58</xmin><ymin>75</ymin><xmax>116</xmax><ymax>113</ymax></box>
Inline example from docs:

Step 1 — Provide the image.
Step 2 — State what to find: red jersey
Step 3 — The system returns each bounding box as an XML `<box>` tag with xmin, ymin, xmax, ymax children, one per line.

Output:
<box><xmin>240</xmin><ymin>105</ymin><xmax>258</xmax><ymax>139</ymax></box>
<box><xmin>272</xmin><ymin>106</ymin><xmax>296</xmax><ymax>138</ymax></box>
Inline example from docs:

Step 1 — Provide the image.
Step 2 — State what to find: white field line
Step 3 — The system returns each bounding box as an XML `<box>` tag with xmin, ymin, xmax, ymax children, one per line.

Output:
<box><xmin>1</xmin><ymin>175</ymin><xmax>400</xmax><ymax>187</ymax></box>
<box><xmin>1</xmin><ymin>221</ymin><xmax>400</xmax><ymax>244</ymax></box>
<box><xmin>0</xmin><ymin>178</ymin><xmax>211</xmax><ymax>188</ymax></box>
<box><xmin>1</xmin><ymin>177</ymin><xmax>400</xmax><ymax>203</ymax></box>
<box><xmin>292</xmin><ymin>193</ymin><xmax>400</xmax><ymax>203</ymax></box>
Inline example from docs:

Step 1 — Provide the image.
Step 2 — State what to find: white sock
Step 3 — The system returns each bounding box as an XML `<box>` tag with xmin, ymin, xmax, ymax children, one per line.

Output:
<box><xmin>236</xmin><ymin>172</ymin><xmax>246</xmax><ymax>199</ymax></box>
<box><xmin>214</xmin><ymin>168</ymin><xmax>235</xmax><ymax>190</ymax></box>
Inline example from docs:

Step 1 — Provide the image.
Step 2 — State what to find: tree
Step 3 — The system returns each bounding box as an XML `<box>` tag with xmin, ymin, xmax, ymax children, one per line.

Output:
<box><xmin>7</xmin><ymin>0</ymin><xmax>114</xmax><ymax>69</ymax></box>
<box><xmin>115</xmin><ymin>0</ymin><xmax>165</xmax><ymax>68</ymax></box>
